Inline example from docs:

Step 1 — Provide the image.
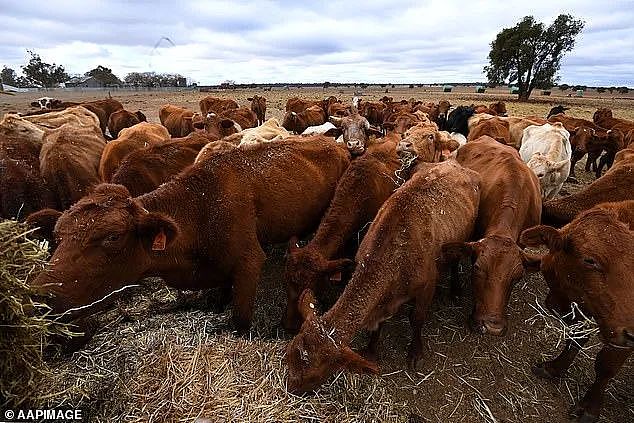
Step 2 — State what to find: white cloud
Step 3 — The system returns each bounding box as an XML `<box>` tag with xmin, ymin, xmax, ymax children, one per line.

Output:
<box><xmin>0</xmin><ymin>0</ymin><xmax>632</xmax><ymax>86</ymax></box>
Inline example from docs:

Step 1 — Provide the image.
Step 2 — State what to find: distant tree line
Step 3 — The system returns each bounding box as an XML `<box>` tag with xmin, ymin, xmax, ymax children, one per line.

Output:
<box><xmin>1</xmin><ymin>50</ymin><xmax>189</xmax><ymax>89</ymax></box>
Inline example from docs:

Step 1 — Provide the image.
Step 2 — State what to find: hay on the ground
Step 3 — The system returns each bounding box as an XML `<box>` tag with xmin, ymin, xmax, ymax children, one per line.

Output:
<box><xmin>0</xmin><ymin>219</ymin><xmax>76</xmax><ymax>407</ymax></box>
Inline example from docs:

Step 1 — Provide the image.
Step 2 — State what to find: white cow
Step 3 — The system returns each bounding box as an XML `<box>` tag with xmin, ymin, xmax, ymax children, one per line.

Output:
<box><xmin>301</xmin><ymin>122</ymin><xmax>338</xmax><ymax>136</ymax></box>
<box><xmin>519</xmin><ymin>122</ymin><xmax>571</xmax><ymax>200</ymax></box>
<box><xmin>237</xmin><ymin>118</ymin><xmax>290</xmax><ymax>146</ymax></box>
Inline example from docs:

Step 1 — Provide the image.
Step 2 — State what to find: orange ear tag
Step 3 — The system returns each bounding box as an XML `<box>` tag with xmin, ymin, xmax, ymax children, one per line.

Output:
<box><xmin>152</xmin><ymin>229</ymin><xmax>167</xmax><ymax>251</ymax></box>
<box><xmin>329</xmin><ymin>271</ymin><xmax>342</xmax><ymax>282</ymax></box>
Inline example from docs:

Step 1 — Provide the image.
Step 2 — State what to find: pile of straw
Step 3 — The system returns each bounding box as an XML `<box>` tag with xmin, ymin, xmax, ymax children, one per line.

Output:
<box><xmin>0</xmin><ymin>219</ymin><xmax>74</xmax><ymax>406</ymax></box>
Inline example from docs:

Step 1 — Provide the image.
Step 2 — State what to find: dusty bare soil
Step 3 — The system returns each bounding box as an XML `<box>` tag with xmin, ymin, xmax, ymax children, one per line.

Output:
<box><xmin>2</xmin><ymin>88</ymin><xmax>632</xmax><ymax>422</ymax></box>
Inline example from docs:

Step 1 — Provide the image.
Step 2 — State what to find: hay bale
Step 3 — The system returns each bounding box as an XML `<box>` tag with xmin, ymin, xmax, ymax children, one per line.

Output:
<box><xmin>0</xmin><ymin>219</ymin><xmax>75</xmax><ymax>407</ymax></box>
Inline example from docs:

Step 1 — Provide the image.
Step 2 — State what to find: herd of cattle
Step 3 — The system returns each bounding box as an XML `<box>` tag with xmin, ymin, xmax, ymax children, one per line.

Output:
<box><xmin>1</xmin><ymin>93</ymin><xmax>634</xmax><ymax>422</ymax></box>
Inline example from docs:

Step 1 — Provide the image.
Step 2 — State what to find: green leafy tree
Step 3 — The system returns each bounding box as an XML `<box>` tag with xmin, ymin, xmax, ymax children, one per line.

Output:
<box><xmin>485</xmin><ymin>15</ymin><xmax>584</xmax><ymax>101</ymax></box>
<box><xmin>86</xmin><ymin>65</ymin><xmax>121</xmax><ymax>86</ymax></box>
<box><xmin>1</xmin><ymin>66</ymin><xmax>18</xmax><ymax>86</ymax></box>
<box><xmin>558</xmin><ymin>83</ymin><xmax>570</xmax><ymax>91</ymax></box>
<box><xmin>21</xmin><ymin>50</ymin><xmax>69</xmax><ymax>88</ymax></box>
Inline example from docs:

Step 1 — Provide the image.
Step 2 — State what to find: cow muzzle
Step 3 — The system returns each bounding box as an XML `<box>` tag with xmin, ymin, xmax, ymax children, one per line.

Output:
<box><xmin>471</xmin><ymin>315</ymin><xmax>507</xmax><ymax>336</ymax></box>
<box><xmin>346</xmin><ymin>139</ymin><xmax>365</xmax><ymax>155</ymax></box>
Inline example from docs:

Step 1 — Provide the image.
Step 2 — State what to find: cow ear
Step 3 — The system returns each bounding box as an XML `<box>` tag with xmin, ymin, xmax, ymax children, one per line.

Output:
<box><xmin>137</xmin><ymin>212</ymin><xmax>179</xmax><ymax>252</ymax></box>
<box><xmin>520</xmin><ymin>250</ymin><xmax>542</xmax><ymax>272</ymax></box>
<box><xmin>135</xmin><ymin>111</ymin><xmax>147</xmax><ymax>122</ymax></box>
<box><xmin>548</xmin><ymin>159</ymin><xmax>569</xmax><ymax>172</ymax></box>
<box><xmin>383</xmin><ymin>122</ymin><xmax>395</xmax><ymax>130</ymax></box>
<box><xmin>339</xmin><ymin>346</ymin><xmax>379</xmax><ymax>375</ymax></box>
<box><xmin>321</xmin><ymin>258</ymin><xmax>354</xmax><ymax>280</ymax></box>
<box><xmin>298</xmin><ymin>288</ymin><xmax>317</xmax><ymax>321</ymax></box>
<box><xmin>218</xmin><ymin>119</ymin><xmax>234</xmax><ymax>129</ymax></box>
<box><xmin>26</xmin><ymin>209</ymin><xmax>63</xmax><ymax>244</ymax></box>
<box><xmin>441</xmin><ymin>241</ymin><xmax>479</xmax><ymax>263</ymax></box>
<box><xmin>519</xmin><ymin>225</ymin><xmax>563</xmax><ymax>251</ymax></box>
<box><xmin>329</xmin><ymin>116</ymin><xmax>343</xmax><ymax>127</ymax></box>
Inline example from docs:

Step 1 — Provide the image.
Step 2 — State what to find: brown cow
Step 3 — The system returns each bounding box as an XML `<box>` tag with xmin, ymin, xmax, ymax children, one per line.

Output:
<box><xmin>247</xmin><ymin>95</ymin><xmax>266</xmax><ymax>125</ymax></box>
<box><xmin>593</xmin><ymin>108</ymin><xmax>634</xmax><ymax>147</ymax></box>
<box><xmin>0</xmin><ymin>134</ymin><xmax>55</xmax><ymax>219</ymax></box>
<box><xmin>197</xmin><ymin>113</ymin><xmax>241</xmax><ymax>139</ymax></box>
<box><xmin>285</xmin><ymin>96</ymin><xmax>337</xmax><ymax>115</ymax></box>
<box><xmin>159</xmin><ymin>104</ymin><xmax>202</xmax><ymax>138</ymax></box>
<box><xmin>358</xmin><ymin>100</ymin><xmax>386</xmax><ymax>127</ymax></box>
<box><xmin>30</xmin><ymin>137</ymin><xmax>350</xmax><ymax>332</ymax></box>
<box><xmin>99</xmin><ymin>122</ymin><xmax>170</xmax><ymax>182</ymax></box>
<box><xmin>520</xmin><ymin>201</ymin><xmax>634</xmax><ymax>422</ymax></box>
<box><xmin>199</xmin><ymin>96</ymin><xmax>239</xmax><ymax>116</ymax></box>
<box><xmin>283</xmin><ymin>136</ymin><xmax>401</xmax><ymax>331</ymax></box>
<box><xmin>107</xmin><ymin>109</ymin><xmax>147</xmax><ymax>139</ymax></box>
<box><xmin>396</xmin><ymin>124</ymin><xmax>459</xmax><ymax>164</ymax></box>
<box><xmin>383</xmin><ymin>110</ymin><xmax>423</xmax><ymax>135</ymax></box>
<box><xmin>286</xmin><ymin>160</ymin><xmax>482</xmax><ymax>392</ymax></box>
<box><xmin>467</xmin><ymin>117</ymin><xmax>511</xmax><ymax>144</ymax></box>
<box><xmin>543</xmin><ymin>147</ymin><xmax>634</xmax><ymax>224</ymax></box>
<box><xmin>80</xmin><ymin>99</ymin><xmax>124</xmax><ymax>136</ymax></box>
<box><xmin>329</xmin><ymin>109</ymin><xmax>383</xmax><ymax>155</ymax></box>
<box><xmin>327</xmin><ymin>102</ymin><xmax>350</xmax><ymax>118</ymax></box>
<box><xmin>111</xmin><ymin>132</ymin><xmax>211</xmax><ymax>196</ymax></box>
<box><xmin>442</xmin><ymin>136</ymin><xmax>541</xmax><ymax>335</ymax></box>
<box><xmin>282</xmin><ymin>106</ymin><xmax>326</xmax><ymax>134</ymax></box>
<box><xmin>219</xmin><ymin>106</ymin><xmax>258</xmax><ymax>130</ymax></box>
<box><xmin>39</xmin><ymin>123</ymin><xmax>107</xmax><ymax>210</ymax></box>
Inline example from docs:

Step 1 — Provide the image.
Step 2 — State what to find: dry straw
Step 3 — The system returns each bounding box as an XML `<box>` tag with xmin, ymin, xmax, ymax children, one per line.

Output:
<box><xmin>0</xmin><ymin>219</ymin><xmax>76</xmax><ymax>407</ymax></box>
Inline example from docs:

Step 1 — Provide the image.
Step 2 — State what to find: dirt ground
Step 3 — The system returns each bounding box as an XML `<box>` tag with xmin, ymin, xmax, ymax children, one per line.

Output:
<box><xmin>2</xmin><ymin>88</ymin><xmax>633</xmax><ymax>422</ymax></box>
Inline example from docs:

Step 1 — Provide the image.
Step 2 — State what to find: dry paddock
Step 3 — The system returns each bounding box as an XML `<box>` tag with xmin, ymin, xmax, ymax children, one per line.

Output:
<box><xmin>2</xmin><ymin>88</ymin><xmax>633</xmax><ymax>422</ymax></box>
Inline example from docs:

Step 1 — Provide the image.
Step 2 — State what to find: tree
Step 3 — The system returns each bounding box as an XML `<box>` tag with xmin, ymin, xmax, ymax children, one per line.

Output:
<box><xmin>21</xmin><ymin>50</ymin><xmax>69</xmax><ymax>88</ymax></box>
<box><xmin>558</xmin><ymin>84</ymin><xmax>570</xmax><ymax>91</ymax></box>
<box><xmin>596</xmin><ymin>87</ymin><xmax>606</xmax><ymax>93</ymax></box>
<box><xmin>485</xmin><ymin>15</ymin><xmax>584</xmax><ymax>101</ymax></box>
<box><xmin>86</xmin><ymin>65</ymin><xmax>121</xmax><ymax>86</ymax></box>
<box><xmin>1</xmin><ymin>66</ymin><xmax>18</xmax><ymax>86</ymax></box>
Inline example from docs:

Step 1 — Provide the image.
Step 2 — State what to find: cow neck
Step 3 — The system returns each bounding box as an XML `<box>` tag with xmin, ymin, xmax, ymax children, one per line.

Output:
<box><xmin>321</xmin><ymin>263</ymin><xmax>383</xmax><ymax>344</ymax></box>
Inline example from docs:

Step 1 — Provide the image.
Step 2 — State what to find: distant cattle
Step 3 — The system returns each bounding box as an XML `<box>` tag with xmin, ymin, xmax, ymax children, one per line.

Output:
<box><xmin>159</xmin><ymin>104</ymin><xmax>201</xmax><ymax>138</ymax></box>
<box><xmin>282</xmin><ymin>106</ymin><xmax>327</xmax><ymax>134</ymax></box>
<box><xmin>99</xmin><ymin>122</ymin><xmax>170</xmax><ymax>182</ymax></box>
<box><xmin>521</xmin><ymin>201</ymin><xmax>634</xmax><ymax>423</ymax></box>
<box><xmin>30</xmin><ymin>138</ymin><xmax>350</xmax><ymax>335</ymax></box>
<box><xmin>199</xmin><ymin>96</ymin><xmax>239</xmax><ymax>116</ymax></box>
<box><xmin>80</xmin><ymin>99</ymin><xmax>124</xmax><ymax>136</ymax></box>
<box><xmin>107</xmin><ymin>109</ymin><xmax>147</xmax><ymax>139</ymax></box>
<box><xmin>247</xmin><ymin>95</ymin><xmax>267</xmax><ymax>125</ymax></box>
<box><xmin>218</xmin><ymin>106</ymin><xmax>258</xmax><ymax>131</ymax></box>
<box><xmin>358</xmin><ymin>100</ymin><xmax>386</xmax><ymax>127</ymax></box>
<box><xmin>30</xmin><ymin>97</ymin><xmax>64</xmax><ymax>110</ymax></box>
<box><xmin>519</xmin><ymin>123</ymin><xmax>572</xmax><ymax>200</ymax></box>
<box><xmin>286</xmin><ymin>160</ymin><xmax>481</xmax><ymax>392</ymax></box>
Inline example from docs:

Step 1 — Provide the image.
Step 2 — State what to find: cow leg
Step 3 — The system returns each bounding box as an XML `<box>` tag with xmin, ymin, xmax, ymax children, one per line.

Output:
<box><xmin>230</xmin><ymin>245</ymin><xmax>266</xmax><ymax>334</ymax></box>
<box><xmin>407</xmin><ymin>285</ymin><xmax>435</xmax><ymax>370</ymax></box>
<box><xmin>568</xmin><ymin>149</ymin><xmax>584</xmax><ymax>180</ymax></box>
<box><xmin>362</xmin><ymin>324</ymin><xmax>383</xmax><ymax>362</ymax></box>
<box><xmin>570</xmin><ymin>346</ymin><xmax>631</xmax><ymax>423</ymax></box>
<box><xmin>532</xmin><ymin>336</ymin><xmax>589</xmax><ymax>379</ymax></box>
<box><xmin>584</xmin><ymin>151</ymin><xmax>599</xmax><ymax>172</ymax></box>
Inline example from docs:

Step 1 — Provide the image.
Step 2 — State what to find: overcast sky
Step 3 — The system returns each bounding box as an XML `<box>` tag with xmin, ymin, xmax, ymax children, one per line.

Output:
<box><xmin>1</xmin><ymin>0</ymin><xmax>633</xmax><ymax>86</ymax></box>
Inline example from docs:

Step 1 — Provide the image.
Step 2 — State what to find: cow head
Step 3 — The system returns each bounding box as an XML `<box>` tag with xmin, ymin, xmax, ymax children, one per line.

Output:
<box><xmin>247</xmin><ymin>96</ymin><xmax>267</xmax><ymax>122</ymax></box>
<box><xmin>134</xmin><ymin>111</ymin><xmax>147</xmax><ymax>122</ymax></box>
<box><xmin>527</xmin><ymin>152</ymin><xmax>569</xmax><ymax>197</ymax></box>
<box><xmin>547</xmin><ymin>105</ymin><xmax>569</xmax><ymax>118</ymax></box>
<box><xmin>0</xmin><ymin>114</ymin><xmax>46</xmax><ymax>145</ymax></box>
<box><xmin>490</xmin><ymin>101</ymin><xmax>507</xmax><ymax>117</ymax></box>
<box><xmin>569</xmin><ymin>126</ymin><xmax>595</xmax><ymax>152</ymax></box>
<box><xmin>520</xmin><ymin>207</ymin><xmax>634</xmax><ymax>349</ymax></box>
<box><xmin>30</xmin><ymin>97</ymin><xmax>62</xmax><ymax>110</ymax></box>
<box><xmin>593</xmin><ymin>108</ymin><xmax>613</xmax><ymax>124</ymax></box>
<box><xmin>443</xmin><ymin>236</ymin><xmax>541</xmax><ymax>335</ymax></box>
<box><xmin>201</xmin><ymin>113</ymin><xmax>238</xmax><ymax>139</ymax></box>
<box><xmin>396</xmin><ymin>125</ymin><xmax>459</xmax><ymax>162</ymax></box>
<box><xmin>283</xmin><ymin>238</ymin><xmax>353</xmax><ymax>332</ymax></box>
<box><xmin>329</xmin><ymin>113</ymin><xmax>381</xmax><ymax>155</ymax></box>
<box><xmin>446</xmin><ymin>106</ymin><xmax>475</xmax><ymax>137</ymax></box>
<box><xmin>286</xmin><ymin>289</ymin><xmax>378</xmax><ymax>393</ymax></box>
<box><xmin>437</xmin><ymin>100</ymin><xmax>452</xmax><ymax>120</ymax></box>
<box><xmin>30</xmin><ymin>184</ymin><xmax>179</xmax><ymax>318</ymax></box>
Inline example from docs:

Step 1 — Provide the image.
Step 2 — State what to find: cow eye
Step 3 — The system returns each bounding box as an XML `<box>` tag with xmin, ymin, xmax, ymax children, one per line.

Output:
<box><xmin>582</xmin><ymin>257</ymin><xmax>602</xmax><ymax>271</ymax></box>
<box><xmin>103</xmin><ymin>233</ymin><xmax>122</xmax><ymax>245</ymax></box>
<box><xmin>428</xmin><ymin>134</ymin><xmax>434</xmax><ymax>140</ymax></box>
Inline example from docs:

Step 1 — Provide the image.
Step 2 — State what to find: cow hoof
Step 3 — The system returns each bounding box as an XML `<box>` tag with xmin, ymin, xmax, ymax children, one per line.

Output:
<box><xmin>531</xmin><ymin>362</ymin><xmax>558</xmax><ymax>380</ymax></box>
